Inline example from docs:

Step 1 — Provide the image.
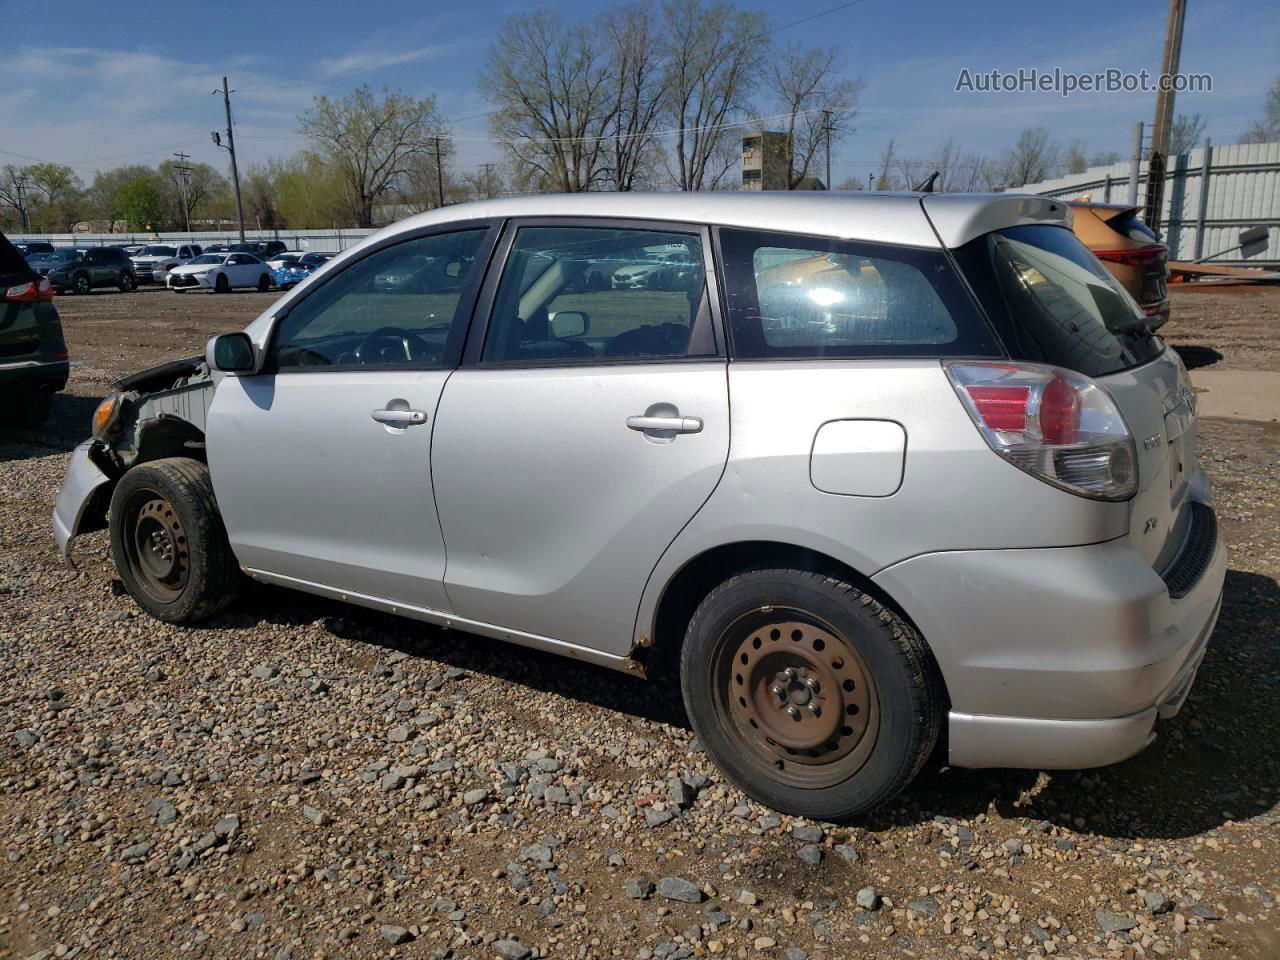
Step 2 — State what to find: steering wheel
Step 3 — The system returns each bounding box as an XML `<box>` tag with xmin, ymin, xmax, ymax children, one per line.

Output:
<box><xmin>355</xmin><ymin>326</ymin><xmax>430</xmax><ymax>364</ymax></box>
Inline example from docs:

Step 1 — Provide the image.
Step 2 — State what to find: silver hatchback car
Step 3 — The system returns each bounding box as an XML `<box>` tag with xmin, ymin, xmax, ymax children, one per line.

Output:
<box><xmin>54</xmin><ymin>192</ymin><xmax>1225</xmax><ymax>820</ymax></box>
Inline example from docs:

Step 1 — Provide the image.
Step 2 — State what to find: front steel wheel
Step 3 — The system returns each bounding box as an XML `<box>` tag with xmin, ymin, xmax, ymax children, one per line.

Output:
<box><xmin>681</xmin><ymin>568</ymin><xmax>943</xmax><ymax>821</ymax></box>
<box><xmin>109</xmin><ymin>458</ymin><xmax>241</xmax><ymax>623</ymax></box>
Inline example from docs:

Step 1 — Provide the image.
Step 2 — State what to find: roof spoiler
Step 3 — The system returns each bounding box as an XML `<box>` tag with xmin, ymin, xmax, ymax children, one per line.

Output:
<box><xmin>920</xmin><ymin>194</ymin><xmax>1073</xmax><ymax>249</ymax></box>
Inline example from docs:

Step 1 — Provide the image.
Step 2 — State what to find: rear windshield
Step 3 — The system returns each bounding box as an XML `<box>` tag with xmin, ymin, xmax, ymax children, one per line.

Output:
<box><xmin>718</xmin><ymin>227</ymin><xmax>1001</xmax><ymax>360</ymax></box>
<box><xmin>141</xmin><ymin>245</ymin><xmax>177</xmax><ymax>256</ymax></box>
<box><xmin>953</xmin><ymin>224</ymin><xmax>1163</xmax><ymax>377</ymax></box>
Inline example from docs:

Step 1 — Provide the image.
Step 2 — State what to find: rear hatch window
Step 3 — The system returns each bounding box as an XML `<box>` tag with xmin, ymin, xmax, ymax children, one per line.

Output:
<box><xmin>952</xmin><ymin>224</ymin><xmax>1163</xmax><ymax>377</ymax></box>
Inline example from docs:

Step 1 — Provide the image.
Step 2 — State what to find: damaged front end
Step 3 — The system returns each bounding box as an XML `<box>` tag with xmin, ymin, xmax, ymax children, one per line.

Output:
<box><xmin>52</xmin><ymin>355</ymin><xmax>214</xmax><ymax>564</ymax></box>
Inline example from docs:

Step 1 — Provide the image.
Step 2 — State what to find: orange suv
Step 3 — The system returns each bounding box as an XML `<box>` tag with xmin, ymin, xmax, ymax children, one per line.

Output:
<box><xmin>1069</xmin><ymin>201</ymin><xmax>1169</xmax><ymax>326</ymax></box>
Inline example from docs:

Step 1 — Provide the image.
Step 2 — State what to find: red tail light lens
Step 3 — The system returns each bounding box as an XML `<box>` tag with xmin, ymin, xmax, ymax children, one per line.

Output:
<box><xmin>3</xmin><ymin>278</ymin><xmax>55</xmax><ymax>302</ymax></box>
<box><xmin>1093</xmin><ymin>246</ymin><xmax>1166</xmax><ymax>267</ymax></box>
<box><xmin>946</xmin><ymin>361</ymin><xmax>1137</xmax><ymax>501</ymax></box>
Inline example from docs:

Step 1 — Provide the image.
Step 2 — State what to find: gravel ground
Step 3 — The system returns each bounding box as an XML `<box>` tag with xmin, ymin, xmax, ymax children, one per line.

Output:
<box><xmin>1</xmin><ymin>286</ymin><xmax>1277</xmax><ymax>960</ymax></box>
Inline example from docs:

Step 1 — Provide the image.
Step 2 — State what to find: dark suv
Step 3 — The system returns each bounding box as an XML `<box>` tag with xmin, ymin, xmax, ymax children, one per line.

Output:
<box><xmin>46</xmin><ymin>246</ymin><xmax>137</xmax><ymax>294</ymax></box>
<box><xmin>1</xmin><ymin>231</ymin><xmax>68</xmax><ymax>426</ymax></box>
<box><xmin>230</xmin><ymin>240</ymin><xmax>287</xmax><ymax>258</ymax></box>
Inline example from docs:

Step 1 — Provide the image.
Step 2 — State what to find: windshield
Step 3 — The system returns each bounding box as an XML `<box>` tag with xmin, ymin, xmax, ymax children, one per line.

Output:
<box><xmin>953</xmin><ymin>224</ymin><xmax>1163</xmax><ymax>377</ymax></box>
<box><xmin>187</xmin><ymin>254</ymin><xmax>223</xmax><ymax>265</ymax></box>
<box><xmin>47</xmin><ymin>249</ymin><xmax>84</xmax><ymax>263</ymax></box>
<box><xmin>140</xmin><ymin>245</ymin><xmax>177</xmax><ymax>256</ymax></box>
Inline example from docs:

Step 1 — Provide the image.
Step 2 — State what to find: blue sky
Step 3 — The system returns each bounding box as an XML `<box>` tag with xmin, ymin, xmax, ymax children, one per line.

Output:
<box><xmin>1</xmin><ymin>0</ymin><xmax>1276</xmax><ymax>186</ymax></box>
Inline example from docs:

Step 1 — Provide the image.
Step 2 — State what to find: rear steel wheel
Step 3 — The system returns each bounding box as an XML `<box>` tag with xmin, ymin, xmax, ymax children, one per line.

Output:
<box><xmin>73</xmin><ymin>272</ymin><xmax>91</xmax><ymax>295</ymax></box>
<box><xmin>720</xmin><ymin>614</ymin><xmax>879</xmax><ymax>789</ymax></box>
<box><xmin>680</xmin><ymin>568</ymin><xmax>943</xmax><ymax>820</ymax></box>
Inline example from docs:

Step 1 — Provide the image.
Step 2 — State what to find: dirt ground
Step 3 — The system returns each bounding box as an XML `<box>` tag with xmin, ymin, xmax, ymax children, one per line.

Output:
<box><xmin>1</xmin><ymin>284</ymin><xmax>1277</xmax><ymax>960</ymax></box>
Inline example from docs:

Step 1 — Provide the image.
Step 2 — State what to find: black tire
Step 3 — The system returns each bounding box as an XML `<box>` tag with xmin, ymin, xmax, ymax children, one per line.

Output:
<box><xmin>257</xmin><ymin>273</ymin><xmax>271</xmax><ymax>292</ymax></box>
<box><xmin>109</xmin><ymin>458</ymin><xmax>241</xmax><ymax>624</ymax></box>
<box><xmin>118</xmin><ymin>271</ymin><xmax>136</xmax><ymax>292</ymax></box>
<box><xmin>214</xmin><ymin>273</ymin><xmax>230</xmax><ymax>294</ymax></box>
<box><xmin>680</xmin><ymin>568</ymin><xmax>943</xmax><ymax>821</ymax></box>
<box><xmin>73</xmin><ymin>272</ymin><xmax>91</xmax><ymax>295</ymax></box>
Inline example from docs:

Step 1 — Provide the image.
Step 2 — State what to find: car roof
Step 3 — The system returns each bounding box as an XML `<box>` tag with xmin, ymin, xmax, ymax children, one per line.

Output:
<box><xmin>370</xmin><ymin>191</ymin><xmax>1073</xmax><ymax>251</ymax></box>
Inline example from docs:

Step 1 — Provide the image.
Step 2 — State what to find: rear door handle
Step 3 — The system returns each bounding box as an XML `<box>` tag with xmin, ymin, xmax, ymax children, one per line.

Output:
<box><xmin>371</xmin><ymin>408</ymin><xmax>428</xmax><ymax>426</ymax></box>
<box><xmin>626</xmin><ymin>415</ymin><xmax>703</xmax><ymax>434</ymax></box>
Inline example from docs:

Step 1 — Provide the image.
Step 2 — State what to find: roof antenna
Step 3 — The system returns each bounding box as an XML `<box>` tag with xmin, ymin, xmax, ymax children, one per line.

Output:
<box><xmin>914</xmin><ymin>170</ymin><xmax>940</xmax><ymax>193</ymax></box>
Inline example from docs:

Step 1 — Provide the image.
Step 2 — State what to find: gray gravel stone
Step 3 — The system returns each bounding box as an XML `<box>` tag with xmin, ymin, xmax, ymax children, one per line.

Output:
<box><xmin>791</xmin><ymin>824</ymin><xmax>824</xmax><ymax>843</ymax></box>
<box><xmin>301</xmin><ymin>806</ymin><xmax>330</xmax><ymax>826</ymax></box>
<box><xmin>625</xmin><ymin>877</ymin><xmax>654</xmax><ymax>900</ymax></box>
<box><xmin>213</xmin><ymin>814</ymin><xmax>240</xmax><ymax>838</ymax></box>
<box><xmin>657</xmin><ymin>876</ymin><xmax>703</xmax><ymax>903</ymax></box>
<box><xmin>833</xmin><ymin>843</ymin><xmax>858</xmax><ymax>861</ymax></box>
<box><xmin>1096</xmin><ymin>909</ymin><xmax>1137</xmax><ymax>933</ymax></box>
<box><xmin>1142</xmin><ymin>890</ymin><xmax>1173</xmax><ymax>914</ymax></box>
<box><xmin>856</xmin><ymin>886</ymin><xmax>879</xmax><ymax>910</ymax></box>
<box><xmin>463</xmin><ymin>788</ymin><xmax>488</xmax><ymax>805</ymax></box>
<box><xmin>250</xmin><ymin>665</ymin><xmax>279</xmax><ymax>680</ymax></box>
<box><xmin>907</xmin><ymin>897</ymin><xmax>938</xmax><ymax>916</ymax></box>
<box><xmin>493</xmin><ymin>939</ymin><xmax>532</xmax><ymax>960</ymax></box>
<box><xmin>387</xmin><ymin>724</ymin><xmax>411</xmax><ymax>742</ymax></box>
<box><xmin>796</xmin><ymin>844</ymin><xmax>823</xmax><ymax>865</ymax></box>
<box><xmin>645</xmin><ymin>808</ymin><xmax>675</xmax><ymax>828</ymax></box>
<box><xmin>380</xmin><ymin>925</ymin><xmax>413</xmax><ymax>945</ymax></box>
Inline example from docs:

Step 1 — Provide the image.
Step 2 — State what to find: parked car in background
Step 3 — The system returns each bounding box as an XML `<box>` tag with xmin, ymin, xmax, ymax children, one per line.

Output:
<box><xmin>46</xmin><ymin>246</ymin><xmax>136</xmax><ymax>294</ymax></box>
<box><xmin>230</xmin><ymin>240</ymin><xmax>288</xmax><ymax>259</ymax></box>
<box><xmin>203</xmin><ymin>244</ymin><xmax>232</xmax><ymax>254</ymax></box>
<box><xmin>1070</xmin><ymin>201</ymin><xmax>1169</xmax><ymax>325</ymax></box>
<box><xmin>27</xmin><ymin>248</ymin><xmax>84</xmax><ymax>278</ymax></box>
<box><xmin>1</xmin><ymin>231</ymin><xmax>67</xmax><ymax>427</ymax></box>
<box><xmin>266</xmin><ymin>251</ymin><xmax>306</xmax><ymax>270</ymax></box>
<box><xmin>166</xmin><ymin>252</ymin><xmax>273</xmax><ymax>293</ymax></box>
<box><xmin>131</xmin><ymin>243</ymin><xmax>203</xmax><ymax>284</ymax></box>
<box><xmin>54</xmin><ymin>192</ymin><xmax>1224</xmax><ymax>821</ymax></box>
<box><xmin>271</xmin><ymin>252</ymin><xmax>335</xmax><ymax>290</ymax></box>
<box><xmin>119</xmin><ymin>244</ymin><xmax>148</xmax><ymax>257</ymax></box>
<box><xmin>14</xmin><ymin>240</ymin><xmax>55</xmax><ymax>256</ymax></box>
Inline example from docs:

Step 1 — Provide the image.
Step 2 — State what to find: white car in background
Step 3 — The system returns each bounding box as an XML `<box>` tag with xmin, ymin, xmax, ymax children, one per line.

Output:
<box><xmin>266</xmin><ymin>251</ymin><xmax>307</xmax><ymax>270</ymax></box>
<box><xmin>166</xmin><ymin>252</ymin><xmax>273</xmax><ymax>293</ymax></box>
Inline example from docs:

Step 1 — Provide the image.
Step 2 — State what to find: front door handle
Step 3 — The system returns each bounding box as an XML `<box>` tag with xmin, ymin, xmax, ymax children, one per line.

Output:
<box><xmin>626</xmin><ymin>415</ymin><xmax>703</xmax><ymax>434</ymax></box>
<box><xmin>371</xmin><ymin>408</ymin><xmax>428</xmax><ymax>426</ymax></box>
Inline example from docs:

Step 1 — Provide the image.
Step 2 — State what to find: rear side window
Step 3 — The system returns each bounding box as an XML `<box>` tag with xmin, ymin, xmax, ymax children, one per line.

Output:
<box><xmin>953</xmin><ymin>225</ymin><xmax>1162</xmax><ymax>377</ymax></box>
<box><xmin>718</xmin><ymin>228</ymin><xmax>999</xmax><ymax>360</ymax></box>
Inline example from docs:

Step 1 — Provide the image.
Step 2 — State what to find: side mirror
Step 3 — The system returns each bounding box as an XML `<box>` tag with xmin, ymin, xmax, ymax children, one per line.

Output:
<box><xmin>207</xmin><ymin>332</ymin><xmax>255</xmax><ymax>373</ymax></box>
<box><xmin>548</xmin><ymin>310</ymin><xmax>589</xmax><ymax>339</ymax></box>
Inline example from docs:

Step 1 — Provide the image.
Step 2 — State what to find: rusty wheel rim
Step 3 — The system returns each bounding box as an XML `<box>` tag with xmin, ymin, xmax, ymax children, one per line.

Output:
<box><xmin>717</xmin><ymin>612</ymin><xmax>879</xmax><ymax>789</ymax></box>
<box><xmin>126</xmin><ymin>495</ymin><xmax>190</xmax><ymax>603</ymax></box>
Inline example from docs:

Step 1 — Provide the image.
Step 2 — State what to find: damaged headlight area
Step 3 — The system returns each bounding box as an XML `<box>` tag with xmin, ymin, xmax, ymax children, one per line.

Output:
<box><xmin>92</xmin><ymin>394</ymin><xmax>120</xmax><ymax>438</ymax></box>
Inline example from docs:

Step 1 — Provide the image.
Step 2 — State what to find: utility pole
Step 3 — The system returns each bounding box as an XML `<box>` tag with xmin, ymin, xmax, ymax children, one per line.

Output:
<box><xmin>1144</xmin><ymin>0</ymin><xmax>1187</xmax><ymax>235</ymax></box>
<box><xmin>1126</xmin><ymin>121</ymin><xmax>1144</xmax><ymax>208</ymax></box>
<box><xmin>172</xmin><ymin>151</ymin><xmax>193</xmax><ymax>233</ymax></box>
<box><xmin>432</xmin><ymin>136</ymin><xmax>445</xmax><ymax>209</ymax></box>
<box><xmin>821</xmin><ymin>110</ymin><xmax>834</xmax><ymax>191</ymax></box>
<box><xmin>212</xmin><ymin>76</ymin><xmax>246</xmax><ymax>242</ymax></box>
<box><xmin>12</xmin><ymin>174</ymin><xmax>29</xmax><ymax>232</ymax></box>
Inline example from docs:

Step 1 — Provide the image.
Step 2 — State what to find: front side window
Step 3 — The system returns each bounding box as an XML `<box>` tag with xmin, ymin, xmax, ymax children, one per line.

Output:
<box><xmin>270</xmin><ymin>228</ymin><xmax>488</xmax><ymax>371</ymax></box>
<box><xmin>718</xmin><ymin>228</ymin><xmax>998</xmax><ymax>359</ymax></box>
<box><xmin>482</xmin><ymin>226</ymin><xmax>710</xmax><ymax>364</ymax></box>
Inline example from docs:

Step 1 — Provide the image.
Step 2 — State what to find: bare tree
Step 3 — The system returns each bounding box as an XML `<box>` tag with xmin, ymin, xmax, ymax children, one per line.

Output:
<box><xmin>598</xmin><ymin>3</ymin><xmax>666</xmax><ymax>190</ymax></box>
<box><xmin>998</xmin><ymin>127</ymin><xmax>1061</xmax><ymax>187</ymax></box>
<box><xmin>766</xmin><ymin>43</ymin><xmax>862</xmax><ymax>189</ymax></box>
<box><xmin>662</xmin><ymin>0</ymin><xmax>764</xmax><ymax>191</ymax></box>
<box><xmin>1241</xmin><ymin>75</ymin><xmax>1280</xmax><ymax>143</ymax></box>
<box><xmin>159</xmin><ymin>160</ymin><xmax>227</xmax><ymax>227</ymax></box>
<box><xmin>298</xmin><ymin>84</ymin><xmax>448</xmax><ymax>226</ymax></box>
<box><xmin>480</xmin><ymin>11</ymin><xmax>619</xmax><ymax>193</ymax></box>
<box><xmin>1090</xmin><ymin>150</ymin><xmax>1123</xmax><ymax>167</ymax></box>
<box><xmin>1169</xmin><ymin>113</ymin><xmax>1208</xmax><ymax>154</ymax></box>
<box><xmin>461</xmin><ymin>165</ymin><xmax>504</xmax><ymax>200</ymax></box>
<box><xmin>1065</xmin><ymin>138</ymin><xmax>1089</xmax><ymax>174</ymax></box>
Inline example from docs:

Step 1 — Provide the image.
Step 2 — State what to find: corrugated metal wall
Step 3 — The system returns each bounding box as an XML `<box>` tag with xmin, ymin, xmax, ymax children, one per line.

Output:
<box><xmin>1011</xmin><ymin>142</ymin><xmax>1280</xmax><ymax>266</ymax></box>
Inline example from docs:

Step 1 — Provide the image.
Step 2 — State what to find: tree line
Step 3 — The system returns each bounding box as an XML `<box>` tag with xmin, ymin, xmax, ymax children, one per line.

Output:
<box><xmin>2</xmin><ymin>2</ymin><xmax>1277</xmax><ymax>235</ymax></box>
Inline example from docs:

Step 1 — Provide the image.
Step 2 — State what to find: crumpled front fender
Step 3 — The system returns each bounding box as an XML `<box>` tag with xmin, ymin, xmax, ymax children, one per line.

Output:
<box><xmin>53</xmin><ymin>440</ymin><xmax>112</xmax><ymax>564</ymax></box>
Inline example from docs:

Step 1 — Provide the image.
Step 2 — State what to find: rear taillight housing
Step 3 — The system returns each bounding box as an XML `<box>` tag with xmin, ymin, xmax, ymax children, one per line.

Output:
<box><xmin>3</xmin><ymin>277</ymin><xmax>54</xmax><ymax>302</ymax></box>
<box><xmin>1093</xmin><ymin>245</ymin><xmax>1166</xmax><ymax>267</ymax></box>
<box><xmin>946</xmin><ymin>361</ymin><xmax>1137</xmax><ymax>501</ymax></box>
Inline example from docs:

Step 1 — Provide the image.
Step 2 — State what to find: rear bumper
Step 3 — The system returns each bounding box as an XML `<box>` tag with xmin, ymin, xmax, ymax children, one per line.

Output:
<box><xmin>0</xmin><ymin>358</ymin><xmax>69</xmax><ymax>392</ymax></box>
<box><xmin>873</xmin><ymin>498</ymin><xmax>1227</xmax><ymax>770</ymax></box>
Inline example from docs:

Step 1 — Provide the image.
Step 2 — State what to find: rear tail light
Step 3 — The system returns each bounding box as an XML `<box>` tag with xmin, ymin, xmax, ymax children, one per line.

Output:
<box><xmin>3</xmin><ymin>277</ymin><xmax>55</xmax><ymax>302</ymax></box>
<box><xmin>946</xmin><ymin>361</ymin><xmax>1137</xmax><ymax>501</ymax></box>
<box><xmin>1093</xmin><ymin>245</ymin><xmax>1166</xmax><ymax>267</ymax></box>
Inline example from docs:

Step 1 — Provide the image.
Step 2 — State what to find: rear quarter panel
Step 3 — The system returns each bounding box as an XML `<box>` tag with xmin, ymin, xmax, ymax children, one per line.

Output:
<box><xmin>634</xmin><ymin>360</ymin><xmax>1130</xmax><ymax>646</ymax></box>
